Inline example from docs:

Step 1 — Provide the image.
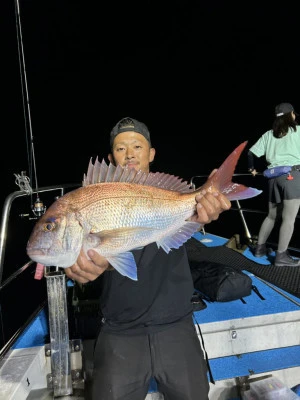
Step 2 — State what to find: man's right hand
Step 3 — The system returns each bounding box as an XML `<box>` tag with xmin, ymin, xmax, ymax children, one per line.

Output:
<box><xmin>65</xmin><ymin>249</ymin><xmax>110</xmax><ymax>283</ymax></box>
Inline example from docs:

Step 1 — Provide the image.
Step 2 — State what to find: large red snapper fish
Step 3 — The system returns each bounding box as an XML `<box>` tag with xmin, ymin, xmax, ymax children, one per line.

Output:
<box><xmin>26</xmin><ymin>141</ymin><xmax>261</xmax><ymax>280</ymax></box>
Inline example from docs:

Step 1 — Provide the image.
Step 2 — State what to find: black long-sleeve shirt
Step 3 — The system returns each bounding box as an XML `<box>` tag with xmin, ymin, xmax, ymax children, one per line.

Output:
<box><xmin>99</xmin><ymin>242</ymin><xmax>194</xmax><ymax>335</ymax></box>
<box><xmin>247</xmin><ymin>150</ymin><xmax>256</xmax><ymax>170</ymax></box>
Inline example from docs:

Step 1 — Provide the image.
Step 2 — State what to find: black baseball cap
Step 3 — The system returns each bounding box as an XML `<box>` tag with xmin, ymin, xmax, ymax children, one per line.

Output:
<box><xmin>110</xmin><ymin>117</ymin><xmax>152</xmax><ymax>148</ymax></box>
<box><xmin>275</xmin><ymin>103</ymin><xmax>298</xmax><ymax>117</ymax></box>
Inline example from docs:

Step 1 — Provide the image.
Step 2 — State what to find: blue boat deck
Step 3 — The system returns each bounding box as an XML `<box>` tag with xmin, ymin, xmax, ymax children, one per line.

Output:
<box><xmin>1</xmin><ymin>230</ymin><xmax>300</xmax><ymax>399</ymax></box>
<box><xmin>190</xmin><ymin>231</ymin><xmax>300</xmax><ymax>398</ymax></box>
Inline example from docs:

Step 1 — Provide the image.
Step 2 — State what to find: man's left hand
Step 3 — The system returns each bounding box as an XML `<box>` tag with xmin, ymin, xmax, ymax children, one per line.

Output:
<box><xmin>190</xmin><ymin>190</ymin><xmax>231</xmax><ymax>225</ymax></box>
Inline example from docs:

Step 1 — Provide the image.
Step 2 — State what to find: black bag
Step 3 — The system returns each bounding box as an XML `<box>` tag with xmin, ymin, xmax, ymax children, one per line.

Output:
<box><xmin>190</xmin><ymin>260</ymin><xmax>252</xmax><ymax>302</ymax></box>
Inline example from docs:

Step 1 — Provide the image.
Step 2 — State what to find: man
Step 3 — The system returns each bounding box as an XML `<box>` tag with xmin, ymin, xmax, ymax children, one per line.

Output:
<box><xmin>65</xmin><ymin>117</ymin><xmax>231</xmax><ymax>400</ymax></box>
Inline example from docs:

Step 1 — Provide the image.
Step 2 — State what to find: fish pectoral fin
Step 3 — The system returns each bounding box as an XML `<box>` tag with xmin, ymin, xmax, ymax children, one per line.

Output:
<box><xmin>107</xmin><ymin>252</ymin><xmax>138</xmax><ymax>281</ymax></box>
<box><xmin>157</xmin><ymin>221</ymin><xmax>201</xmax><ymax>252</ymax></box>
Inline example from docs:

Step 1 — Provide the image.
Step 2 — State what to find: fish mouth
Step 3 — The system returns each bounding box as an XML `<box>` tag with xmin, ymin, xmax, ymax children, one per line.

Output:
<box><xmin>27</xmin><ymin>249</ymin><xmax>51</xmax><ymax>265</ymax></box>
<box><xmin>27</xmin><ymin>249</ymin><xmax>46</xmax><ymax>259</ymax></box>
<box><xmin>27</xmin><ymin>249</ymin><xmax>78</xmax><ymax>269</ymax></box>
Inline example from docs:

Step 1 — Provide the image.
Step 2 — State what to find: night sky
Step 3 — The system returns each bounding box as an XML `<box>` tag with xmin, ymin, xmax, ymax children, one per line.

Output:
<box><xmin>3</xmin><ymin>0</ymin><xmax>299</xmax><ymax>207</ymax></box>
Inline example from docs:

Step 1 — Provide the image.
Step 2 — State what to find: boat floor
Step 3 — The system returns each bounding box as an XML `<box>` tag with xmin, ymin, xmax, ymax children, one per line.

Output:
<box><xmin>188</xmin><ymin>232</ymin><xmax>300</xmax><ymax>300</ymax></box>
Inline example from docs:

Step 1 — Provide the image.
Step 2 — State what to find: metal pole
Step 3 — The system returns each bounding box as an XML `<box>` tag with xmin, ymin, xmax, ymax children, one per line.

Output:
<box><xmin>45</xmin><ymin>270</ymin><xmax>73</xmax><ymax>397</ymax></box>
<box><xmin>235</xmin><ymin>200</ymin><xmax>253</xmax><ymax>242</ymax></box>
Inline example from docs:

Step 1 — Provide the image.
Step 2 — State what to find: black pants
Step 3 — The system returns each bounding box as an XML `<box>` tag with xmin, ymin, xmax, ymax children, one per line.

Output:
<box><xmin>91</xmin><ymin>317</ymin><xmax>209</xmax><ymax>400</ymax></box>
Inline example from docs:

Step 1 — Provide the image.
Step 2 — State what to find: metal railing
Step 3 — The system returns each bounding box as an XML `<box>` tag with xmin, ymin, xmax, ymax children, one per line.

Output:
<box><xmin>0</xmin><ymin>184</ymin><xmax>79</xmax><ymax>286</ymax></box>
<box><xmin>189</xmin><ymin>172</ymin><xmax>300</xmax><ymax>254</ymax></box>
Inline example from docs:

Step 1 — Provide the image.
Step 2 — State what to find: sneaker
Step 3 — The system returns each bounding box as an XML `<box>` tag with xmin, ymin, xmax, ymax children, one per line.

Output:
<box><xmin>274</xmin><ymin>250</ymin><xmax>300</xmax><ymax>267</ymax></box>
<box><xmin>254</xmin><ymin>243</ymin><xmax>267</xmax><ymax>257</ymax></box>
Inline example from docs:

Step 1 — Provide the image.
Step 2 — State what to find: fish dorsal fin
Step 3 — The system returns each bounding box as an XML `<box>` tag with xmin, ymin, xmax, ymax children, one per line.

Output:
<box><xmin>82</xmin><ymin>158</ymin><xmax>193</xmax><ymax>192</ymax></box>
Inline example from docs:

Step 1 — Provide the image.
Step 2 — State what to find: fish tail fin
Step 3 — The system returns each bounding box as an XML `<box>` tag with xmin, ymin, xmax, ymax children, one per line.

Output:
<box><xmin>203</xmin><ymin>141</ymin><xmax>262</xmax><ymax>201</ymax></box>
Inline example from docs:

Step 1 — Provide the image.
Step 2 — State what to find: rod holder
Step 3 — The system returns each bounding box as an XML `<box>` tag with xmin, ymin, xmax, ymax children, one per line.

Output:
<box><xmin>45</xmin><ymin>269</ymin><xmax>73</xmax><ymax>397</ymax></box>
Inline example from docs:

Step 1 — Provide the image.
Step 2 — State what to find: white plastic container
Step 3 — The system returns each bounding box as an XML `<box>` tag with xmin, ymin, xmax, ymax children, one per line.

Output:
<box><xmin>250</xmin><ymin>376</ymin><xmax>300</xmax><ymax>400</ymax></box>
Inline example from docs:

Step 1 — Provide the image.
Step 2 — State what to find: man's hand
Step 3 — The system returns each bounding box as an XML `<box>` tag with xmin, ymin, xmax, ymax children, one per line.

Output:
<box><xmin>65</xmin><ymin>249</ymin><xmax>110</xmax><ymax>284</ymax></box>
<box><xmin>189</xmin><ymin>168</ymin><xmax>231</xmax><ymax>225</ymax></box>
<box><xmin>190</xmin><ymin>190</ymin><xmax>231</xmax><ymax>224</ymax></box>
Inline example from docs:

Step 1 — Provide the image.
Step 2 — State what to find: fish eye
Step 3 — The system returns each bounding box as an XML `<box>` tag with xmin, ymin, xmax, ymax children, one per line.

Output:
<box><xmin>43</xmin><ymin>222</ymin><xmax>56</xmax><ymax>232</ymax></box>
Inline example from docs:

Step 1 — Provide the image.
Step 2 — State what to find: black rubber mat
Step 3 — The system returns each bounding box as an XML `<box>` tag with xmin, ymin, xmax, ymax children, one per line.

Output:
<box><xmin>186</xmin><ymin>237</ymin><xmax>300</xmax><ymax>299</ymax></box>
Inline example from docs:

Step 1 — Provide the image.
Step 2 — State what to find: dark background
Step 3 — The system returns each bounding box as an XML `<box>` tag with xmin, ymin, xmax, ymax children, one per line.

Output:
<box><xmin>3</xmin><ymin>0</ymin><xmax>299</xmax><ymax>196</ymax></box>
<box><xmin>2</xmin><ymin>0</ymin><xmax>300</xmax><ymax>257</ymax></box>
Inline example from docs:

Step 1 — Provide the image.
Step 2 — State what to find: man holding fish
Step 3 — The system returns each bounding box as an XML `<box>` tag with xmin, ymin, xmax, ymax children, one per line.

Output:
<box><xmin>64</xmin><ymin>117</ymin><xmax>231</xmax><ymax>399</ymax></box>
<box><xmin>28</xmin><ymin>116</ymin><xmax>260</xmax><ymax>399</ymax></box>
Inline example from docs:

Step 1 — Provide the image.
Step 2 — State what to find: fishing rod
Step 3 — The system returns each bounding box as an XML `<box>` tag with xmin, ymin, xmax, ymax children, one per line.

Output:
<box><xmin>13</xmin><ymin>0</ymin><xmax>46</xmax><ymax>218</ymax></box>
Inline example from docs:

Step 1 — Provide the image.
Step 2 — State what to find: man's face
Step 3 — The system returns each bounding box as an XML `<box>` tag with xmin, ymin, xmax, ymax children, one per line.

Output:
<box><xmin>109</xmin><ymin>131</ymin><xmax>155</xmax><ymax>173</ymax></box>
